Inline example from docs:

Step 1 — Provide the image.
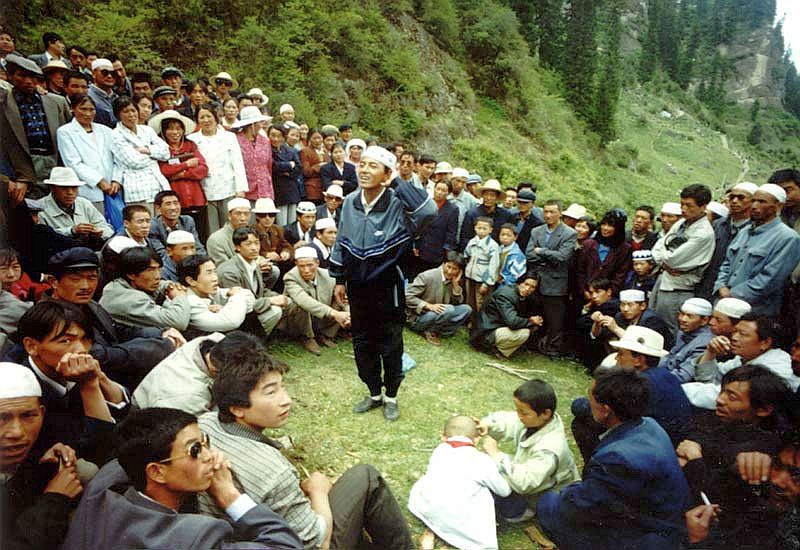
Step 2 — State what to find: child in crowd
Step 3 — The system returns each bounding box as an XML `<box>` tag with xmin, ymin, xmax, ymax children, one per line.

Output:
<box><xmin>0</xmin><ymin>247</ymin><xmax>50</xmax><ymax>301</ymax></box>
<box><xmin>624</xmin><ymin>249</ymin><xmax>657</xmax><ymax>296</ymax></box>
<box><xmin>464</xmin><ymin>217</ymin><xmax>500</xmax><ymax>317</ymax></box>
<box><xmin>575</xmin><ymin>277</ymin><xmax>620</xmax><ymax>365</ymax></box>
<box><xmin>408</xmin><ymin>415</ymin><xmax>511</xmax><ymax>550</ymax></box>
<box><xmin>479</xmin><ymin>380</ymin><xmax>580</xmax><ymax>522</ymax></box>
<box><xmin>497</xmin><ymin>223</ymin><xmax>527</xmax><ymax>287</ymax></box>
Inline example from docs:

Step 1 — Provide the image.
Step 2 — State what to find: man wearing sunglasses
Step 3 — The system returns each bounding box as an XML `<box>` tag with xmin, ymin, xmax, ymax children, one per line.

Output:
<box><xmin>87</xmin><ymin>58</ymin><xmax>118</xmax><ymax>127</ymax></box>
<box><xmin>62</xmin><ymin>407</ymin><xmax>302</xmax><ymax>549</ymax></box>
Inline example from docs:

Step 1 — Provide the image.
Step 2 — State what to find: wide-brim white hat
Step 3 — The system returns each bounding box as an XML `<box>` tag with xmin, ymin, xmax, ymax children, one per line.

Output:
<box><xmin>252</xmin><ymin>198</ymin><xmax>279</xmax><ymax>214</ymax></box>
<box><xmin>213</xmin><ymin>71</ymin><xmax>239</xmax><ymax>89</ymax></box>
<box><xmin>44</xmin><ymin>166</ymin><xmax>85</xmax><ymax>187</ymax></box>
<box><xmin>148</xmin><ymin>109</ymin><xmax>196</xmax><ymax>136</ymax></box>
<box><xmin>231</xmin><ymin>106</ymin><xmax>269</xmax><ymax>129</ymax></box>
<box><xmin>562</xmin><ymin>203</ymin><xmax>587</xmax><ymax>219</ymax></box>
<box><xmin>610</xmin><ymin>325</ymin><xmax>669</xmax><ymax>358</ymax></box>
<box><xmin>474</xmin><ymin>179</ymin><xmax>506</xmax><ymax>199</ymax></box>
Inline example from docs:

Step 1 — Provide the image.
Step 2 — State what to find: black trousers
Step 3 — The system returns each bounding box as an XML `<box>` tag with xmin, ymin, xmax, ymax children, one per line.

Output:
<box><xmin>347</xmin><ymin>276</ymin><xmax>405</xmax><ymax>398</ymax></box>
<box><xmin>330</xmin><ymin>464</ymin><xmax>413</xmax><ymax>550</ymax></box>
<box><xmin>541</xmin><ymin>295</ymin><xmax>568</xmax><ymax>354</ymax></box>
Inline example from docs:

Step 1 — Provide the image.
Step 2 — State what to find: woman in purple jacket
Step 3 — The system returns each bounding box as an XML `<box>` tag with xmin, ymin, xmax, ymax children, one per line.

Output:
<box><xmin>576</xmin><ymin>208</ymin><xmax>632</xmax><ymax>297</ymax></box>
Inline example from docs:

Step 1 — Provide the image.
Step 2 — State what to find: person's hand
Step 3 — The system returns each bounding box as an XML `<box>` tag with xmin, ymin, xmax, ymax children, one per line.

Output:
<box><xmin>185</xmin><ymin>157</ymin><xmax>199</xmax><ymax>168</ymax></box>
<box><xmin>473</xmin><ymin>418</ymin><xmax>489</xmax><ymax>436</ymax></box>
<box><xmin>412</xmin><ymin>249</ymin><xmax>420</xmax><ymax>256</ymax></box>
<box><xmin>208</xmin><ymin>304</ymin><xmax>223</xmax><ymax>313</ymax></box>
<box><xmin>331</xmin><ymin>309</ymin><xmax>350</xmax><ymax>328</ymax></box>
<box><xmin>44</xmin><ymin>461</ymin><xmax>83</xmax><ymax>499</ymax></box>
<box><xmin>98</xmin><ymin>179</ymin><xmax>112</xmax><ymax>193</ymax></box>
<box><xmin>718</xmin><ymin>286</ymin><xmax>732</xmax><ymax>299</ymax></box>
<box><xmin>706</xmin><ymin>336</ymin><xmax>731</xmax><ymax>358</ymax></box>
<box><xmin>426</xmin><ymin>303</ymin><xmax>446</xmax><ymax>314</ymax></box>
<box><xmin>482</xmin><ymin>436</ymin><xmax>500</xmax><ymax>457</ymax></box>
<box><xmin>73</xmin><ymin>223</ymin><xmax>97</xmax><ymax>235</ymax></box>
<box><xmin>135</xmin><ymin>146</ymin><xmax>150</xmax><ymax>155</ymax></box>
<box><xmin>583</xmin><ymin>290</ymin><xmax>592</xmax><ymax>301</ymax></box>
<box><xmin>280</xmin><ymin>250</ymin><xmax>291</xmax><ymax>261</ymax></box>
<box><xmin>601</xmin><ymin>316</ymin><xmax>618</xmax><ymax>331</ymax></box>
<box><xmin>300</xmin><ymin>471</ymin><xmax>333</xmax><ymax>496</ymax></box>
<box><xmin>676</xmin><ymin>440</ymin><xmax>703</xmax><ymax>463</ymax></box>
<box><xmin>162</xmin><ymin>328</ymin><xmax>186</xmax><ymax>348</ymax></box>
<box><xmin>56</xmin><ymin>353</ymin><xmax>101</xmax><ymax>383</ymax></box>
<box><xmin>334</xmin><ymin>284</ymin><xmax>347</xmax><ymax>306</ymax></box>
<box><xmin>257</xmin><ymin>257</ymin><xmax>272</xmax><ymax>272</ymax></box>
<box><xmin>110</xmin><ymin>181</ymin><xmax>121</xmax><ymax>195</ymax></box>
<box><xmin>266</xmin><ymin>251</ymin><xmax>281</xmax><ymax>262</ymax></box>
<box><xmin>166</xmin><ymin>283</ymin><xmax>187</xmax><ymax>300</ymax></box>
<box><xmin>289</xmin><ymin>161</ymin><xmax>296</xmax><ymax>170</ymax></box>
<box><xmin>479</xmin><ymin>284</ymin><xmax>489</xmax><ymax>296</ymax></box>
<box><xmin>269</xmin><ymin>294</ymin><xmax>288</xmax><ymax>307</ymax></box>
<box><xmin>227</xmin><ymin>287</ymin><xmax>242</xmax><ymax>297</ymax></box>
<box><xmin>736</xmin><ymin>452</ymin><xmax>772</xmax><ymax>485</ymax></box>
<box><xmin>235</xmin><ymin>192</ymin><xmax>245</xmax><ymax>198</ymax></box>
<box><xmin>39</xmin><ymin>443</ymin><xmax>77</xmax><ymax>468</ymax></box>
<box><xmin>530</xmin><ymin>315</ymin><xmax>544</xmax><ymax>327</ymax></box>
<box><xmin>590</xmin><ymin>311</ymin><xmax>604</xmax><ymax>323</ymax></box>
<box><xmin>207</xmin><ymin>450</ymin><xmax>241</xmax><ymax>509</ymax></box>
<box><xmin>534</xmin><ymin>247</ymin><xmax>541</xmax><ymax>254</ymax></box>
<box><xmin>8</xmin><ymin>179</ymin><xmax>27</xmax><ymax>205</ymax></box>
<box><xmin>686</xmin><ymin>504</ymin><xmax>720</xmax><ymax>543</ymax></box>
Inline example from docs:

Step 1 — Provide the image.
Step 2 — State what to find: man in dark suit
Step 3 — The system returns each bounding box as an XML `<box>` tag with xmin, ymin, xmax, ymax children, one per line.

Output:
<box><xmin>526</xmin><ymin>199</ymin><xmax>577</xmax><ymax>357</ymax></box>
<box><xmin>0</xmin><ymin>54</ymin><xmax>71</xmax><ymax>198</ymax></box>
<box><xmin>62</xmin><ymin>407</ymin><xmax>303</xmax><ymax>550</ymax></box>
<box><xmin>27</xmin><ymin>32</ymin><xmax>72</xmax><ymax>69</ymax></box>
<box><xmin>284</xmin><ymin>201</ymin><xmax>317</xmax><ymax>246</ymax></box>
<box><xmin>514</xmin><ymin>188</ymin><xmax>544</xmax><ymax>253</ymax></box>
<box><xmin>316</xmin><ymin>184</ymin><xmax>343</xmax><ymax>225</ymax></box>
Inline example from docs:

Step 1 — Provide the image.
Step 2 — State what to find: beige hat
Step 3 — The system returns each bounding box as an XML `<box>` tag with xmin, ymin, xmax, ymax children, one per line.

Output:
<box><xmin>434</xmin><ymin>161</ymin><xmax>453</xmax><ymax>175</ymax></box>
<box><xmin>315</xmin><ymin>217</ymin><xmax>336</xmax><ymax>231</ymax></box>
<box><xmin>252</xmin><ymin>198</ymin><xmax>279</xmax><ymax>214</ymax></box>
<box><xmin>714</xmin><ymin>298</ymin><xmax>751</xmax><ymax>319</ymax></box>
<box><xmin>231</xmin><ymin>106</ymin><xmax>269</xmax><ymax>130</ymax></box>
<box><xmin>680</xmin><ymin>297</ymin><xmax>713</xmax><ymax>316</ymax></box>
<box><xmin>227</xmin><ymin>197</ymin><xmax>251</xmax><ymax>212</ymax></box>
<box><xmin>247</xmin><ymin>88</ymin><xmax>268</xmax><ymax>103</ymax></box>
<box><xmin>44</xmin><ymin>166</ymin><xmax>84</xmax><ymax>187</ymax></box>
<box><xmin>619</xmin><ymin>289</ymin><xmax>646</xmax><ymax>303</ymax></box>
<box><xmin>166</xmin><ymin>230</ymin><xmax>195</xmax><ymax>246</ymax></box>
<box><xmin>91</xmin><ymin>58</ymin><xmax>114</xmax><ymax>72</ymax></box>
<box><xmin>562</xmin><ymin>203</ymin><xmax>587</xmax><ymax>220</ymax></box>
<box><xmin>324</xmin><ymin>184</ymin><xmax>344</xmax><ymax>199</ymax></box>
<box><xmin>107</xmin><ymin>236</ymin><xmax>139</xmax><ymax>254</ymax></box>
<box><xmin>295</xmin><ymin>246</ymin><xmax>318</xmax><ymax>260</ymax></box>
<box><xmin>610</xmin><ymin>326</ymin><xmax>669</xmax><ymax>358</ymax></box>
<box><xmin>452</xmin><ymin>167</ymin><xmax>469</xmax><ymax>179</ymax></box>
<box><xmin>279</xmin><ymin>103</ymin><xmax>294</xmax><ymax>114</ymax></box>
<box><xmin>346</xmin><ymin>139</ymin><xmax>366</xmax><ymax>156</ymax></box>
<box><xmin>731</xmin><ymin>182</ymin><xmax>758</xmax><ymax>195</ymax></box>
<box><xmin>213</xmin><ymin>71</ymin><xmax>238</xmax><ymax>89</ymax></box>
<box><xmin>42</xmin><ymin>59</ymin><xmax>69</xmax><ymax>73</ymax></box>
<box><xmin>0</xmin><ymin>363</ymin><xmax>41</xmax><ymax>399</ymax></box>
<box><xmin>474</xmin><ymin>179</ymin><xmax>506</xmax><ymax>199</ymax></box>
<box><xmin>148</xmin><ymin>109</ymin><xmax>196</xmax><ymax>136</ymax></box>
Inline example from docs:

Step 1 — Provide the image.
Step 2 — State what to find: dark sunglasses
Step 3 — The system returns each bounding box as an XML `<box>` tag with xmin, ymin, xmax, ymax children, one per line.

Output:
<box><xmin>99</xmin><ymin>69</ymin><xmax>114</xmax><ymax>77</ymax></box>
<box><xmin>215</xmin><ymin>79</ymin><xmax>232</xmax><ymax>86</ymax></box>
<box><xmin>256</xmin><ymin>212</ymin><xmax>277</xmax><ymax>218</ymax></box>
<box><xmin>158</xmin><ymin>433</ymin><xmax>211</xmax><ymax>463</ymax></box>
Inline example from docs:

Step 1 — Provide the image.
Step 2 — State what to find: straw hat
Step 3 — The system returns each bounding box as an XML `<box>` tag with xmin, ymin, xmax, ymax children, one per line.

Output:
<box><xmin>610</xmin><ymin>326</ymin><xmax>669</xmax><ymax>358</ymax></box>
<box><xmin>474</xmin><ymin>179</ymin><xmax>506</xmax><ymax>199</ymax></box>
<box><xmin>148</xmin><ymin>109</ymin><xmax>196</xmax><ymax>136</ymax></box>
<box><xmin>213</xmin><ymin>71</ymin><xmax>238</xmax><ymax>89</ymax></box>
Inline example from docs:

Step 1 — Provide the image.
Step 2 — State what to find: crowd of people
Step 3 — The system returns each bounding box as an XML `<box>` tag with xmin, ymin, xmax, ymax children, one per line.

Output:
<box><xmin>3</xmin><ymin>27</ymin><xmax>800</xmax><ymax>549</ymax></box>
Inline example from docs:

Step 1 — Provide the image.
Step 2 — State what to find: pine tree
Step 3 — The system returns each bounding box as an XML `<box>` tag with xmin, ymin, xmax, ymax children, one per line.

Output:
<box><xmin>535</xmin><ymin>0</ymin><xmax>565</xmax><ymax>71</ymax></box>
<box><xmin>593</xmin><ymin>0</ymin><xmax>623</xmax><ymax>143</ymax></box>
<box><xmin>563</xmin><ymin>0</ymin><xmax>597</xmax><ymax>120</ymax></box>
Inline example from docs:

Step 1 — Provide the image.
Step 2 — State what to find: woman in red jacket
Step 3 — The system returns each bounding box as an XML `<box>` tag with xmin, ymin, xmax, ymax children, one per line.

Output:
<box><xmin>300</xmin><ymin>128</ymin><xmax>328</xmax><ymax>204</ymax></box>
<box><xmin>576</xmin><ymin>208</ymin><xmax>632</xmax><ymax>298</ymax></box>
<box><xmin>149</xmin><ymin>110</ymin><xmax>209</xmax><ymax>227</ymax></box>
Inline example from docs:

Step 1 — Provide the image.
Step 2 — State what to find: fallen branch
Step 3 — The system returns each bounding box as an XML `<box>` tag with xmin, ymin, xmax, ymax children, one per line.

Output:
<box><xmin>485</xmin><ymin>361</ymin><xmax>547</xmax><ymax>380</ymax></box>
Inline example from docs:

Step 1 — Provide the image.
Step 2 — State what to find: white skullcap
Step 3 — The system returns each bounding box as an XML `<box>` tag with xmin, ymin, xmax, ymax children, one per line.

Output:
<box><xmin>324</xmin><ymin>184</ymin><xmax>344</xmax><ymax>199</ymax></box>
<box><xmin>166</xmin><ymin>230</ymin><xmax>195</xmax><ymax>246</ymax></box>
<box><xmin>732</xmin><ymin>182</ymin><xmax>758</xmax><ymax>195</ymax></box>
<box><xmin>363</xmin><ymin>146</ymin><xmax>396</xmax><ymax>171</ymax></box>
<box><xmin>452</xmin><ymin>167</ymin><xmax>469</xmax><ymax>179</ymax></box>
<box><xmin>681</xmin><ymin>297</ymin><xmax>713</xmax><ymax>316</ymax></box>
<box><xmin>294</xmin><ymin>246</ymin><xmax>318</xmax><ymax>260</ymax></box>
<box><xmin>107</xmin><ymin>236</ymin><xmax>139</xmax><ymax>254</ymax></box>
<box><xmin>758</xmin><ymin>183</ymin><xmax>787</xmax><ymax>204</ymax></box>
<box><xmin>346</xmin><ymin>139</ymin><xmax>366</xmax><ymax>154</ymax></box>
<box><xmin>91</xmin><ymin>58</ymin><xmax>113</xmax><ymax>71</ymax></box>
<box><xmin>279</xmin><ymin>103</ymin><xmax>293</xmax><ymax>114</ymax></box>
<box><xmin>297</xmin><ymin>201</ymin><xmax>316</xmax><ymax>214</ymax></box>
<box><xmin>619</xmin><ymin>289</ymin><xmax>646</xmax><ymax>303</ymax></box>
<box><xmin>632</xmin><ymin>250</ymin><xmax>654</xmax><ymax>262</ymax></box>
<box><xmin>714</xmin><ymin>297</ymin><xmax>751</xmax><ymax>319</ymax></box>
<box><xmin>315</xmin><ymin>217</ymin><xmax>336</xmax><ymax>231</ymax></box>
<box><xmin>0</xmin><ymin>363</ymin><xmax>41</xmax><ymax>399</ymax></box>
<box><xmin>227</xmin><ymin>198</ymin><xmax>251</xmax><ymax>212</ymax></box>
<box><xmin>661</xmin><ymin>202</ymin><xmax>682</xmax><ymax>216</ymax></box>
<box><xmin>707</xmin><ymin>201</ymin><xmax>729</xmax><ymax>219</ymax></box>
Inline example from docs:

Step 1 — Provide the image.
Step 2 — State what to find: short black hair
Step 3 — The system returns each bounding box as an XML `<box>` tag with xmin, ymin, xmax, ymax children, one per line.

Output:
<box><xmin>123</xmin><ymin>204</ymin><xmax>150</xmax><ymax>221</ymax></box>
<box><xmin>592</xmin><ymin>367</ymin><xmax>650</xmax><ymax>422</ymax></box>
<box><xmin>635</xmin><ymin>205</ymin><xmax>656</xmax><ymax>221</ymax></box>
<box><xmin>680</xmin><ymin>184</ymin><xmax>712</xmax><ymax>207</ymax></box>
<box><xmin>114</xmin><ymin>408</ymin><xmax>197</xmax><ymax>491</ymax></box>
<box><xmin>444</xmin><ymin>251</ymin><xmax>465</xmax><ymax>269</ymax></box>
<box><xmin>721</xmin><ymin>365</ymin><xmax>789</xmax><ymax>417</ymax></box>
<box><xmin>419</xmin><ymin>154</ymin><xmax>437</xmax><ymax>166</ymax></box>
<box><xmin>131</xmin><ymin>72</ymin><xmax>152</xmax><ymax>85</ymax></box>
<box><xmin>543</xmin><ymin>199</ymin><xmax>563</xmax><ymax>210</ymax></box>
<box><xmin>119</xmin><ymin>246</ymin><xmax>162</xmax><ymax>279</ymax></box>
<box><xmin>768</xmin><ymin>169</ymin><xmax>800</xmax><ymax>186</ymax></box>
<box><xmin>202</xmin><ymin>331</ymin><xmax>266</xmax><ymax>373</ymax></box>
<box><xmin>267</xmin><ymin>124</ymin><xmax>288</xmax><ymax>139</ymax></box>
<box><xmin>18</xmin><ymin>301</ymin><xmax>90</xmax><ymax>342</ymax></box>
<box><xmin>398</xmin><ymin>151</ymin><xmax>418</xmax><ymax>163</ymax></box>
<box><xmin>517</xmin><ymin>182</ymin><xmax>537</xmax><ymax>193</ymax></box>
<box><xmin>42</xmin><ymin>32</ymin><xmax>62</xmax><ymax>48</ymax></box>
<box><xmin>213</xmin><ymin>347</ymin><xmax>286</xmax><ymax>423</ymax></box>
<box><xmin>588</xmin><ymin>277</ymin><xmax>612</xmax><ymax>292</ymax></box>
<box><xmin>112</xmin><ymin>95</ymin><xmax>136</xmax><ymax>118</ymax></box>
<box><xmin>0</xmin><ymin>247</ymin><xmax>20</xmax><ymax>266</ymax></box>
<box><xmin>475</xmin><ymin>216</ymin><xmax>493</xmax><ymax>227</ymax></box>
<box><xmin>499</xmin><ymin>223</ymin><xmax>518</xmax><ymax>236</ymax></box>
<box><xmin>232</xmin><ymin>226</ymin><xmax>258</xmax><ymax>247</ymax></box>
<box><xmin>522</xmin><ymin>269</ymin><xmax>541</xmax><ymax>283</ymax></box>
<box><xmin>737</xmin><ymin>314</ymin><xmax>778</xmax><ymax>344</ymax></box>
<box><xmin>154</xmin><ymin>190</ymin><xmax>180</xmax><ymax>207</ymax></box>
<box><xmin>65</xmin><ymin>70</ymin><xmax>89</xmax><ymax>86</ymax></box>
<box><xmin>67</xmin><ymin>45</ymin><xmax>86</xmax><ymax>56</ymax></box>
<box><xmin>513</xmin><ymin>379</ymin><xmax>556</xmax><ymax>414</ymax></box>
<box><xmin>177</xmin><ymin>254</ymin><xmax>213</xmax><ymax>286</ymax></box>
<box><xmin>195</xmin><ymin>103</ymin><xmax>219</xmax><ymax>123</ymax></box>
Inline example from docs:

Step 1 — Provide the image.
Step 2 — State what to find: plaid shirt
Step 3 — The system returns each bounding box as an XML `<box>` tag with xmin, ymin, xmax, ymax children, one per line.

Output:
<box><xmin>111</xmin><ymin>124</ymin><xmax>170</xmax><ymax>203</ymax></box>
<box><xmin>14</xmin><ymin>90</ymin><xmax>53</xmax><ymax>154</ymax></box>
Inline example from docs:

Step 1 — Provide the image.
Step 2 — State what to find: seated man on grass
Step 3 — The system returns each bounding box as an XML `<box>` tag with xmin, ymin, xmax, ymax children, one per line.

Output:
<box><xmin>405</xmin><ymin>251</ymin><xmax>472</xmax><ymax>346</ymax></box>
<box><xmin>62</xmin><ymin>407</ymin><xmax>303</xmax><ymax>549</ymax></box>
<box><xmin>478</xmin><ymin>379</ymin><xmax>580</xmax><ymax>522</ymax></box>
<box><xmin>197</xmin><ymin>347</ymin><xmax>414</xmax><ymax>550</ymax></box>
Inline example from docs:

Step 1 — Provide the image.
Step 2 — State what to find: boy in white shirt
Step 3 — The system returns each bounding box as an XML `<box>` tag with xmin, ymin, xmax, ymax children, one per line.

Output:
<box><xmin>408</xmin><ymin>415</ymin><xmax>510</xmax><ymax>550</ymax></box>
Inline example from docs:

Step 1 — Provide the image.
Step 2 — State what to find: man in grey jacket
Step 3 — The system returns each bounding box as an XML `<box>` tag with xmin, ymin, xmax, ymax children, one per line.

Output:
<box><xmin>62</xmin><ymin>407</ymin><xmax>302</xmax><ymax>550</ymax></box>
<box><xmin>525</xmin><ymin>199</ymin><xmax>577</xmax><ymax>357</ymax></box>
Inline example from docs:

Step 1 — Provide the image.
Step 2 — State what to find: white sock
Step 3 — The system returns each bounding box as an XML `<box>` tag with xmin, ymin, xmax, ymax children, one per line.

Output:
<box><xmin>383</xmin><ymin>396</ymin><xmax>397</xmax><ymax>404</ymax></box>
<box><xmin>370</xmin><ymin>394</ymin><xmax>383</xmax><ymax>402</ymax></box>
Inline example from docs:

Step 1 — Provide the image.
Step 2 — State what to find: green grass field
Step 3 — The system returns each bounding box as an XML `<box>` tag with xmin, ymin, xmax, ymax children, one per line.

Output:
<box><xmin>266</xmin><ymin>329</ymin><xmax>591</xmax><ymax>549</ymax></box>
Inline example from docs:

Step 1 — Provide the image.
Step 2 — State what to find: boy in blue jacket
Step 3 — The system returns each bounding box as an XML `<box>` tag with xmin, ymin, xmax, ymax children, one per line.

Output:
<box><xmin>330</xmin><ymin>146</ymin><xmax>436</xmax><ymax>422</ymax></box>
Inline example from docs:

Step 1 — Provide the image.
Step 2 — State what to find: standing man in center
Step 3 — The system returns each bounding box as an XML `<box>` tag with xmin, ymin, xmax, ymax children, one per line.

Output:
<box><xmin>330</xmin><ymin>146</ymin><xmax>436</xmax><ymax>421</ymax></box>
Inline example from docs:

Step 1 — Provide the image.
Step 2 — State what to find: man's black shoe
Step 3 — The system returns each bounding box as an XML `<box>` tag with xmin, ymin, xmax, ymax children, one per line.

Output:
<box><xmin>383</xmin><ymin>401</ymin><xmax>400</xmax><ymax>421</ymax></box>
<box><xmin>353</xmin><ymin>396</ymin><xmax>383</xmax><ymax>414</ymax></box>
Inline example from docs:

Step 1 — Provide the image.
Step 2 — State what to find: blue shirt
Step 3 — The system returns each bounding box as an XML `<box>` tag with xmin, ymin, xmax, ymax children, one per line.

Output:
<box><xmin>13</xmin><ymin>90</ymin><xmax>53</xmax><ymax>154</ymax></box>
